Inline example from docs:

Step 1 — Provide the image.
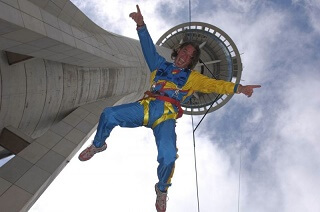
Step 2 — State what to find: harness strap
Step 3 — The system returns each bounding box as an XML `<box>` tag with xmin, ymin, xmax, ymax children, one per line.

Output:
<box><xmin>154</xmin><ymin>95</ymin><xmax>183</xmax><ymax>118</ymax></box>
<box><xmin>152</xmin><ymin>113</ymin><xmax>177</xmax><ymax>129</ymax></box>
<box><xmin>144</xmin><ymin>91</ymin><xmax>184</xmax><ymax>118</ymax></box>
<box><xmin>139</xmin><ymin>91</ymin><xmax>184</xmax><ymax>128</ymax></box>
<box><xmin>140</xmin><ymin>97</ymin><xmax>155</xmax><ymax>126</ymax></box>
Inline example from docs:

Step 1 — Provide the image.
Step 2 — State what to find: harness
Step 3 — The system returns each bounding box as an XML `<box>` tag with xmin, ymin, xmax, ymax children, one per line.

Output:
<box><xmin>139</xmin><ymin>64</ymin><xmax>191</xmax><ymax>128</ymax></box>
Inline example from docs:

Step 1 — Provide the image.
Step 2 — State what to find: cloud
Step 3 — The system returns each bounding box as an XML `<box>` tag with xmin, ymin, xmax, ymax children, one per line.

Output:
<box><xmin>70</xmin><ymin>0</ymin><xmax>180</xmax><ymax>41</ymax></box>
<box><xmin>191</xmin><ymin>2</ymin><xmax>320</xmax><ymax>211</ymax></box>
<box><xmin>0</xmin><ymin>155</ymin><xmax>14</xmax><ymax>167</ymax></box>
<box><xmin>261</xmin><ymin>72</ymin><xmax>320</xmax><ymax>211</ymax></box>
<box><xmin>293</xmin><ymin>0</ymin><xmax>320</xmax><ymax>34</ymax></box>
<box><xmin>30</xmin><ymin>1</ymin><xmax>320</xmax><ymax>212</ymax></box>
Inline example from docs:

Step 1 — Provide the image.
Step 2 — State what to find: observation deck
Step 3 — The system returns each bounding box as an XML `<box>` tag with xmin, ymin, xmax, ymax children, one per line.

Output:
<box><xmin>157</xmin><ymin>22</ymin><xmax>243</xmax><ymax>115</ymax></box>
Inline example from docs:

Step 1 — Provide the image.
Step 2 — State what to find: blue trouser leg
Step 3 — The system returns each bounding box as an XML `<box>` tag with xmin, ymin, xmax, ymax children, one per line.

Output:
<box><xmin>153</xmin><ymin>119</ymin><xmax>178</xmax><ymax>192</ymax></box>
<box><xmin>93</xmin><ymin>102</ymin><xmax>144</xmax><ymax>147</ymax></box>
<box><xmin>93</xmin><ymin>100</ymin><xmax>178</xmax><ymax>192</ymax></box>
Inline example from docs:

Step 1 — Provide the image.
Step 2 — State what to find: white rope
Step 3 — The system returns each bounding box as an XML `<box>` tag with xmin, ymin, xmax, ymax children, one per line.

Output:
<box><xmin>187</xmin><ymin>1</ymin><xmax>243</xmax><ymax>212</ymax></box>
<box><xmin>191</xmin><ymin>110</ymin><xmax>201</xmax><ymax>212</ymax></box>
<box><xmin>238</xmin><ymin>135</ymin><xmax>242</xmax><ymax>212</ymax></box>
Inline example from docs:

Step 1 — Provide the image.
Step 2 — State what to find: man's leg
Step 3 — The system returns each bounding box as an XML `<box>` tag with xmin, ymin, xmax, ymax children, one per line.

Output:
<box><xmin>93</xmin><ymin>102</ymin><xmax>144</xmax><ymax>147</ymax></box>
<box><xmin>153</xmin><ymin>119</ymin><xmax>178</xmax><ymax>192</ymax></box>
<box><xmin>153</xmin><ymin>119</ymin><xmax>177</xmax><ymax>211</ymax></box>
<box><xmin>79</xmin><ymin>102</ymin><xmax>144</xmax><ymax>161</ymax></box>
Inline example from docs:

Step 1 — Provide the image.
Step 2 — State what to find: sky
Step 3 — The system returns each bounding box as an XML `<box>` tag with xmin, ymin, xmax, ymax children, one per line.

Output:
<box><xmin>28</xmin><ymin>0</ymin><xmax>320</xmax><ymax>211</ymax></box>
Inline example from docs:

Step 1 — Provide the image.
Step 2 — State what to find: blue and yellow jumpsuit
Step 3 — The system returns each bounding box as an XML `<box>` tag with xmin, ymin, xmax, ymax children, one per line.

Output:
<box><xmin>92</xmin><ymin>25</ymin><xmax>239</xmax><ymax>192</ymax></box>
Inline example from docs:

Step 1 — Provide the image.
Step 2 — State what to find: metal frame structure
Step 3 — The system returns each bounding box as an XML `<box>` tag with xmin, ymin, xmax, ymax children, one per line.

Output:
<box><xmin>156</xmin><ymin>22</ymin><xmax>243</xmax><ymax>115</ymax></box>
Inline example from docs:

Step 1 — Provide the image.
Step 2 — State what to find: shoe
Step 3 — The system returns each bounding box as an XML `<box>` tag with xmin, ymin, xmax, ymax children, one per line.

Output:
<box><xmin>78</xmin><ymin>143</ymin><xmax>107</xmax><ymax>161</ymax></box>
<box><xmin>155</xmin><ymin>183</ymin><xmax>168</xmax><ymax>212</ymax></box>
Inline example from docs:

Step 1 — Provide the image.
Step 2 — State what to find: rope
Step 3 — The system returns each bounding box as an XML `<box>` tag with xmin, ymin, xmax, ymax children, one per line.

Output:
<box><xmin>189</xmin><ymin>63</ymin><xmax>222</xmax><ymax>212</ymax></box>
<box><xmin>199</xmin><ymin>59</ymin><xmax>218</xmax><ymax>79</ymax></box>
<box><xmin>187</xmin><ymin>2</ymin><xmax>201</xmax><ymax>211</ymax></box>
<box><xmin>191</xmin><ymin>109</ymin><xmax>200</xmax><ymax>212</ymax></box>
<box><xmin>187</xmin><ymin>1</ymin><xmax>244</xmax><ymax>211</ymax></box>
<box><xmin>187</xmin><ymin>1</ymin><xmax>242</xmax><ymax>212</ymax></box>
<box><xmin>189</xmin><ymin>0</ymin><xmax>192</xmax><ymax>29</ymax></box>
<box><xmin>237</xmin><ymin>7</ymin><xmax>246</xmax><ymax>212</ymax></box>
<box><xmin>192</xmin><ymin>94</ymin><xmax>221</xmax><ymax>132</ymax></box>
<box><xmin>190</xmin><ymin>94</ymin><xmax>220</xmax><ymax>212</ymax></box>
<box><xmin>238</xmin><ymin>142</ymin><xmax>242</xmax><ymax>212</ymax></box>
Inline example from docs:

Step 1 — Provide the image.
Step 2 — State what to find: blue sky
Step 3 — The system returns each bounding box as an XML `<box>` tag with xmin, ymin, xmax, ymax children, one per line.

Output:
<box><xmin>30</xmin><ymin>0</ymin><xmax>320</xmax><ymax>212</ymax></box>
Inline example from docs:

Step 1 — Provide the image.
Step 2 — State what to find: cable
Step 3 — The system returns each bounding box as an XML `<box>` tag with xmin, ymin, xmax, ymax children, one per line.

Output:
<box><xmin>189</xmin><ymin>0</ymin><xmax>192</xmax><ymax>29</ymax></box>
<box><xmin>188</xmin><ymin>1</ymin><xmax>200</xmax><ymax>211</ymax></box>
<box><xmin>238</xmin><ymin>134</ymin><xmax>242</xmax><ymax>212</ymax></box>
<box><xmin>191</xmin><ymin>108</ymin><xmax>201</xmax><ymax>212</ymax></box>
<box><xmin>192</xmin><ymin>94</ymin><xmax>221</xmax><ymax>132</ymax></box>
<box><xmin>237</xmin><ymin>8</ymin><xmax>245</xmax><ymax>212</ymax></box>
<box><xmin>187</xmin><ymin>2</ymin><xmax>244</xmax><ymax>211</ymax></box>
<box><xmin>198</xmin><ymin>59</ymin><xmax>218</xmax><ymax>79</ymax></box>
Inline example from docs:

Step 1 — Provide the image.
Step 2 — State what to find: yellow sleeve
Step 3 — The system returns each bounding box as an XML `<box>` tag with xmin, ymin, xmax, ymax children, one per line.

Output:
<box><xmin>150</xmin><ymin>70</ymin><xmax>157</xmax><ymax>84</ymax></box>
<box><xmin>185</xmin><ymin>71</ymin><xmax>236</xmax><ymax>94</ymax></box>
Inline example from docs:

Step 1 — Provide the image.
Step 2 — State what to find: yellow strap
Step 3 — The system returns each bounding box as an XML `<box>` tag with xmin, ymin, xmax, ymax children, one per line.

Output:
<box><xmin>140</xmin><ymin>97</ymin><xmax>155</xmax><ymax>126</ymax></box>
<box><xmin>152</xmin><ymin>113</ymin><xmax>177</xmax><ymax>129</ymax></box>
<box><xmin>165</xmin><ymin>101</ymin><xmax>175</xmax><ymax>114</ymax></box>
<box><xmin>140</xmin><ymin>98</ymin><xmax>177</xmax><ymax>128</ymax></box>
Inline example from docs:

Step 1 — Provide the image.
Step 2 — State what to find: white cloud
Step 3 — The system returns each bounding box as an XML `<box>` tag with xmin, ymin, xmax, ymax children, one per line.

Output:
<box><xmin>31</xmin><ymin>116</ymin><xmax>245</xmax><ymax>212</ymax></box>
<box><xmin>239</xmin><ymin>70</ymin><xmax>320</xmax><ymax>212</ymax></box>
<box><xmin>30</xmin><ymin>1</ymin><xmax>320</xmax><ymax>212</ymax></box>
<box><xmin>293</xmin><ymin>0</ymin><xmax>320</xmax><ymax>34</ymax></box>
<box><xmin>0</xmin><ymin>155</ymin><xmax>14</xmax><ymax>167</ymax></box>
<box><xmin>70</xmin><ymin>0</ymin><xmax>184</xmax><ymax>41</ymax></box>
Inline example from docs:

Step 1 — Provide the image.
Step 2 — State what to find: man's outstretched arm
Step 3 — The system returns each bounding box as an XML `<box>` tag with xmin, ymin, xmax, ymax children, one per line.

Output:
<box><xmin>129</xmin><ymin>5</ymin><xmax>166</xmax><ymax>72</ymax></box>
<box><xmin>237</xmin><ymin>84</ymin><xmax>261</xmax><ymax>97</ymax></box>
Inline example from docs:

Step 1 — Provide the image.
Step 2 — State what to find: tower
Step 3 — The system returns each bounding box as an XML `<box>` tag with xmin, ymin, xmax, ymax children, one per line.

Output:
<box><xmin>157</xmin><ymin>22</ymin><xmax>242</xmax><ymax>115</ymax></box>
<box><xmin>0</xmin><ymin>1</ymin><xmax>242</xmax><ymax>211</ymax></box>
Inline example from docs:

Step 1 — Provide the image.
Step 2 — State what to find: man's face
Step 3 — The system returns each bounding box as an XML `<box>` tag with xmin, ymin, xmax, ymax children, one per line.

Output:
<box><xmin>174</xmin><ymin>44</ymin><xmax>196</xmax><ymax>69</ymax></box>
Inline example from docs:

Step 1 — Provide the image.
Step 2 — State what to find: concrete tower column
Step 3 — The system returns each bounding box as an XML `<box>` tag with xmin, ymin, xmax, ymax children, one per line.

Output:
<box><xmin>0</xmin><ymin>1</ymin><xmax>171</xmax><ymax>211</ymax></box>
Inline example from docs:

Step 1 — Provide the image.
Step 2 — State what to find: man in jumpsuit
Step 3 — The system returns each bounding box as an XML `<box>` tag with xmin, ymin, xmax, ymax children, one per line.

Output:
<box><xmin>79</xmin><ymin>5</ymin><xmax>261</xmax><ymax>212</ymax></box>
